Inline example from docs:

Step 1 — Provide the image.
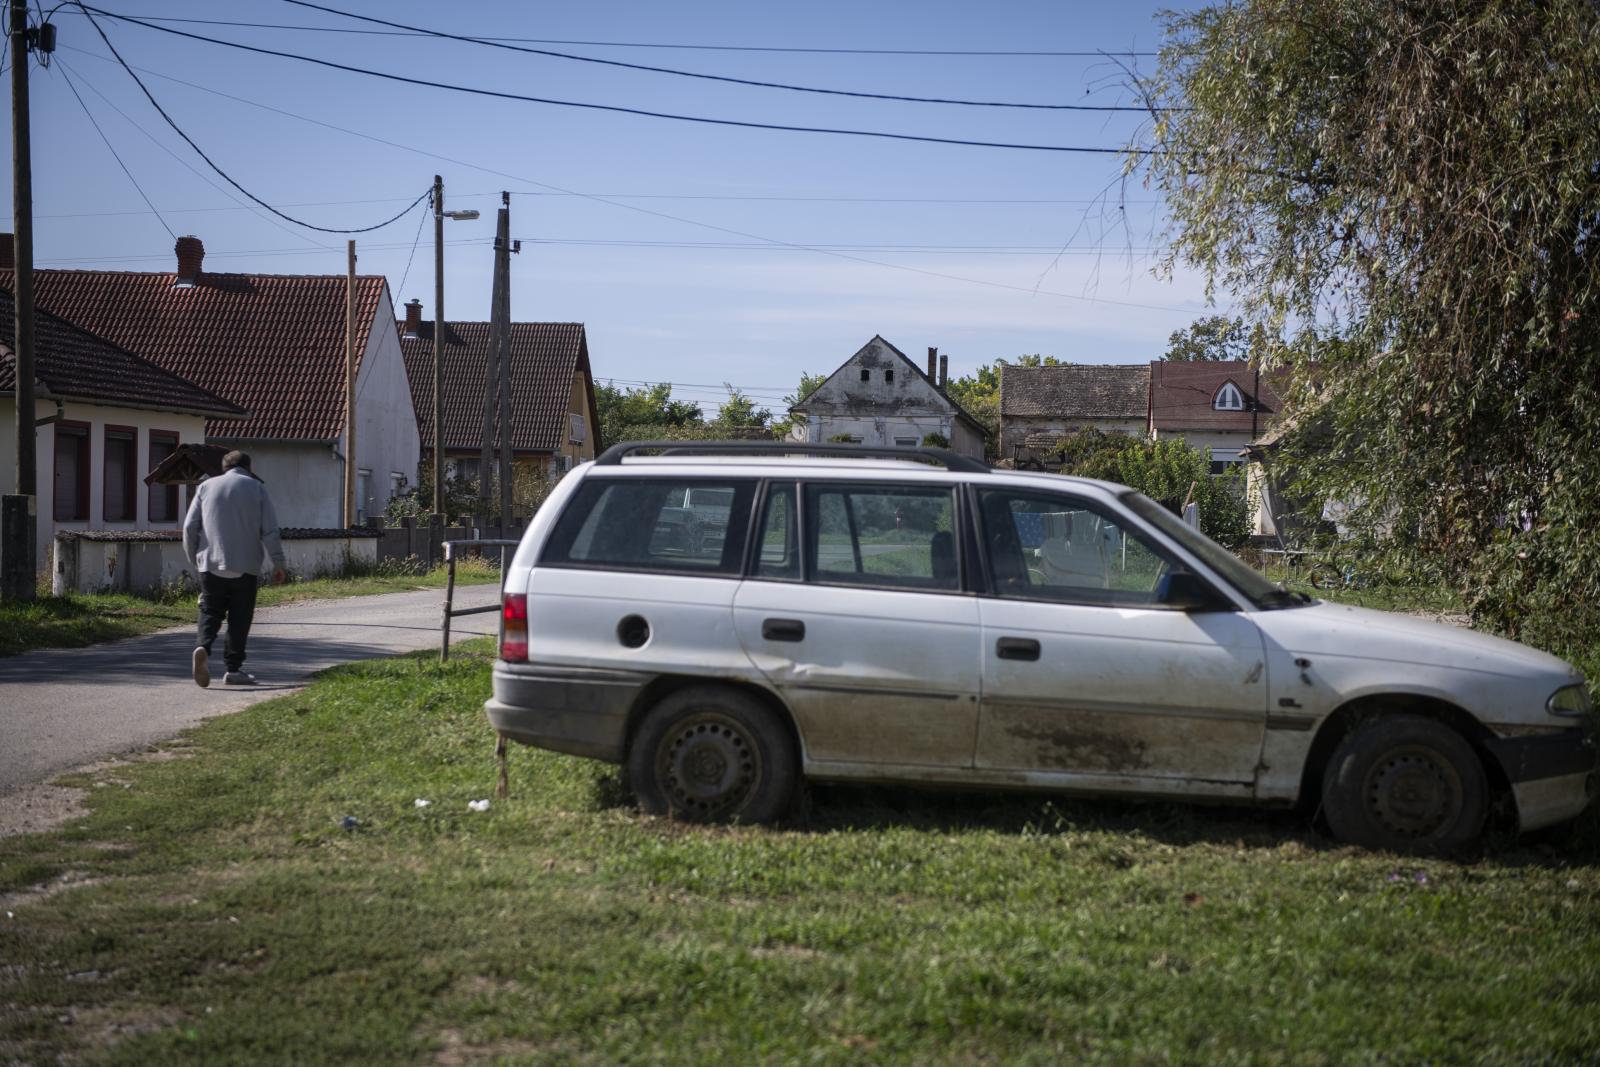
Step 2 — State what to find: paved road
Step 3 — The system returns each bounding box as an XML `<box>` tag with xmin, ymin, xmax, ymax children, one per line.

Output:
<box><xmin>0</xmin><ymin>586</ymin><xmax>500</xmax><ymax>797</ymax></box>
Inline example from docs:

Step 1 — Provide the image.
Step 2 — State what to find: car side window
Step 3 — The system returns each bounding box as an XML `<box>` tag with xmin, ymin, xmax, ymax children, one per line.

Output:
<box><xmin>754</xmin><ymin>483</ymin><xmax>799</xmax><ymax>580</ymax></box>
<box><xmin>542</xmin><ymin>479</ymin><xmax>754</xmax><ymax>575</ymax></box>
<box><xmin>804</xmin><ymin>483</ymin><xmax>959</xmax><ymax>592</ymax></box>
<box><xmin>978</xmin><ymin>489</ymin><xmax>1173</xmax><ymax>607</ymax></box>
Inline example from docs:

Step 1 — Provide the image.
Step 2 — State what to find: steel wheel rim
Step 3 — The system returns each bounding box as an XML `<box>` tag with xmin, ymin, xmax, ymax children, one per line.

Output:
<box><xmin>1363</xmin><ymin>744</ymin><xmax>1462</xmax><ymax>838</ymax></box>
<box><xmin>656</xmin><ymin>712</ymin><xmax>760</xmax><ymax>819</ymax></box>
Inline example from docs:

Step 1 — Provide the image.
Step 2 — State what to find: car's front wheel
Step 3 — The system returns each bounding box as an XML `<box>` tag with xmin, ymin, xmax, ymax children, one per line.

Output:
<box><xmin>1321</xmin><ymin>713</ymin><xmax>1488</xmax><ymax>853</ymax></box>
<box><xmin>629</xmin><ymin>686</ymin><xmax>798</xmax><ymax>824</ymax></box>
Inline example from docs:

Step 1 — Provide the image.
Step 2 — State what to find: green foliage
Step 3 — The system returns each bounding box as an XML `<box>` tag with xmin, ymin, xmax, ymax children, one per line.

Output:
<box><xmin>594</xmin><ymin>381</ymin><xmax>703</xmax><ymax>449</ymax></box>
<box><xmin>1058</xmin><ymin>429</ymin><xmax>1250</xmax><ymax>547</ymax></box>
<box><xmin>386</xmin><ymin>470</ymin><xmax>480</xmax><ymax>526</ymax></box>
<box><xmin>711</xmin><ymin>384</ymin><xmax>772</xmax><ymax>429</ymax></box>
<box><xmin>826</xmin><ymin>432</ymin><xmax>856</xmax><ymax>443</ymax></box>
<box><xmin>1163</xmin><ymin>315</ymin><xmax>1269</xmax><ymax>362</ymax></box>
<box><xmin>1144</xmin><ymin>0</ymin><xmax>1600</xmax><ymax>668</ymax></box>
<box><xmin>920</xmin><ymin>432</ymin><xmax>950</xmax><ymax>449</ymax></box>
<box><xmin>771</xmin><ymin>370</ymin><xmax>828</xmax><ymax>438</ymax></box>
<box><xmin>946</xmin><ymin>355</ymin><xmax>1066</xmax><ymax>458</ymax></box>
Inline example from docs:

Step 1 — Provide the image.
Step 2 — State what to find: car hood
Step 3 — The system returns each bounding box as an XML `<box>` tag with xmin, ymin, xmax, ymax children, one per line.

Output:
<box><xmin>1252</xmin><ymin>601</ymin><xmax>1582</xmax><ymax>682</ymax></box>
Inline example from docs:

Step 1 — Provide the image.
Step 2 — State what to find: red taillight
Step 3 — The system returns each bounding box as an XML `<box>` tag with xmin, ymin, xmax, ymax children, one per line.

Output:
<box><xmin>500</xmin><ymin>593</ymin><xmax>528</xmax><ymax>662</ymax></box>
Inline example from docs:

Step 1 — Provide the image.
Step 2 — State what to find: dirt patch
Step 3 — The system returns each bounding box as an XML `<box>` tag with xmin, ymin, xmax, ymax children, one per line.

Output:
<box><xmin>0</xmin><ymin>746</ymin><xmax>197</xmax><ymax>840</ymax></box>
<box><xmin>430</xmin><ymin>1028</ymin><xmax>554</xmax><ymax>1066</ymax></box>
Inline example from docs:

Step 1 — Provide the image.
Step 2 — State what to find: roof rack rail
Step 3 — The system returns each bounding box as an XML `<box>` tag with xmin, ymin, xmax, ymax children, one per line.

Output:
<box><xmin>593</xmin><ymin>440</ymin><xmax>990</xmax><ymax>474</ymax></box>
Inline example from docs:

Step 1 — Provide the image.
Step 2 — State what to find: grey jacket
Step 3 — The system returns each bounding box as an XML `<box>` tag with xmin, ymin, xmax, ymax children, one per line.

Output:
<box><xmin>183</xmin><ymin>467</ymin><xmax>287</xmax><ymax>577</ymax></box>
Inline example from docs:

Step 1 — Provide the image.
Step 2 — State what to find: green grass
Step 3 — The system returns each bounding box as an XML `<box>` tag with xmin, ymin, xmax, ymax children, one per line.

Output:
<box><xmin>0</xmin><ymin>559</ymin><xmax>500</xmax><ymax>658</ymax></box>
<box><xmin>3</xmin><ymin>639</ymin><xmax>1598</xmax><ymax>1065</ymax></box>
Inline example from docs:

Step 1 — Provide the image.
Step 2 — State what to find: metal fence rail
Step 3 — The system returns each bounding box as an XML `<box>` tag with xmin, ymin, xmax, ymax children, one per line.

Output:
<box><xmin>440</xmin><ymin>538</ymin><xmax>520</xmax><ymax>662</ymax></box>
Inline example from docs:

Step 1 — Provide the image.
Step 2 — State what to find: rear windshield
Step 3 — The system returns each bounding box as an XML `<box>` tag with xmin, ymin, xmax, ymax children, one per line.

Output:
<box><xmin>1119</xmin><ymin>491</ymin><xmax>1295</xmax><ymax>610</ymax></box>
<box><xmin>542</xmin><ymin>478</ymin><xmax>755</xmax><ymax>575</ymax></box>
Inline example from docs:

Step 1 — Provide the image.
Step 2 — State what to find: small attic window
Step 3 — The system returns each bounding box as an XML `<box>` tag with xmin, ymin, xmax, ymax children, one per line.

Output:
<box><xmin>1214</xmin><ymin>381</ymin><xmax>1245</xmax><ymax>411</ymax></box>
<box><xmin>885</xmin><ymin>368</ymin><xmax>894</xmax><ymax>383</ymax></box>
<box><xmin>860</xmin><ymin>369</ymin><xmax>871</xmax><ymax>382</ymax></box>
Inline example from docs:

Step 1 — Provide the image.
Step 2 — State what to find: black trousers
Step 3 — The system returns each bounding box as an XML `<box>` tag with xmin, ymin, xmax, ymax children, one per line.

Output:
<box><xmin>197</xmin><ymin>572</ymin><xmax>259</xmax><ymax>672</ymax></box>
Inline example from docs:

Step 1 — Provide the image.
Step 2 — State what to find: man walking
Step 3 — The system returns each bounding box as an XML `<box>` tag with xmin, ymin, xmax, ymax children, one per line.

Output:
<box><xmin>183</xmin><ymin>451</ymin><xmax>287</xmax><ymax>687</ymax></box>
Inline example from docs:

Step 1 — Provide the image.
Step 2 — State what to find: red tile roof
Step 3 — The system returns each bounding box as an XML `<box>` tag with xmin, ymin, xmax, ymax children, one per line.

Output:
<box><xmin>398</xmin><ymin>320</ymin><xmax>589</xmax><ymax>453</ymax></box>
<box><xmin>0</xmin><ymin>288</ymin><xmax>246</xmax><ymax>419</ymax></box>
<box><xmin>0</xmin><ymin>268</ymin><xmax>388</xmax><ymax>440</ymax></box>
<box><xmin>1000</xmin><ymin>363</ymin><xmax>1150</xmax><ymax>418</ymax></box>
<box><xmin>1148</xmin><ymin>360</ymin><xmax>1286</xmax><ymax>432</ymax></box>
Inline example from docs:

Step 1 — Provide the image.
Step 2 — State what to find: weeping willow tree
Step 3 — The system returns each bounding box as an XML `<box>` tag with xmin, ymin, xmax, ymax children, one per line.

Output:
<box><xmin>1141</xmin><ymin>0</ymin><xmax>1600</xmax><ymax>659</ymax></box>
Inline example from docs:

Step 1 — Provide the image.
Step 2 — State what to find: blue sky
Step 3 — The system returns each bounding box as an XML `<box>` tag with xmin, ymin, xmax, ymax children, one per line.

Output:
<box><xmin>5</xmin><ymin>0</ymin><xmax>1223</xmax><ymax>414</ymax></box>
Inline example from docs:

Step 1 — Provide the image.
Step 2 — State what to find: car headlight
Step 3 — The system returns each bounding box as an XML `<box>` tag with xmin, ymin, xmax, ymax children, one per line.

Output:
<box><xmin>1547</xmin><ymin>684</ymin><xmax>1593</xmax><ymax>718</ymax></box>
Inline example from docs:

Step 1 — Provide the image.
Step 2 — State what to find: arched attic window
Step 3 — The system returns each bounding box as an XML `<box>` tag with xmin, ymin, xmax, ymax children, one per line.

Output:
<box><xmin>1213</xmin><ymin>380</ymin><xmax>1246</xmax><ymax>411</ymax></box>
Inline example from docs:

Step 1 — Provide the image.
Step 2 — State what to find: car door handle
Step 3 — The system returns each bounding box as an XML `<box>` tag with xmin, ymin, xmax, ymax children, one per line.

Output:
<box><xmin>762</xmin><ymin>618</ymin><xmax>806</xmax><ymax>642</ymax></box>
<box><xmin>996</xmin><ymin>637</ymin><xmax>1041</xmax><ymax>661</ymax></box>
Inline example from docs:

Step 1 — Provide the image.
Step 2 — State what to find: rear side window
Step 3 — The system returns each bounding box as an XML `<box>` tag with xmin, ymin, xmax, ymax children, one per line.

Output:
<box><xmin>542</xmin><ymin>479</ymin><xmax>755</xmax><ymax>575</ymax></box>
<box><xmin>804</xmin><ymin>483</ymin><xmax>959</xmax><ymax>592</ymax></box>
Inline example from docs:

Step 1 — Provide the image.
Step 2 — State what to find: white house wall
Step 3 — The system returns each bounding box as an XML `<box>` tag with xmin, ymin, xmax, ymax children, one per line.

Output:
<box><xmin>0</xmin><ymin>396</ymin><xmax>208</xmax><ymax>571</ymax></box>
<box><xmin>232</xmin><ymin>442</ymin><xmax>344</xmax><ymax>529</ymax></box>
<box><xmin>349</xmin><ymin>287</ymin><xmax>421</xmax><ymax>521</ymax></box>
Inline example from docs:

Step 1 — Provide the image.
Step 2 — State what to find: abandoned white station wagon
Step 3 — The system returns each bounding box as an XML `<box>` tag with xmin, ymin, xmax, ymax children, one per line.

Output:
<box><xmin>487</xmin><ymin>443</ymin><xmax>1596</xmax><ymax>852</ymax></box>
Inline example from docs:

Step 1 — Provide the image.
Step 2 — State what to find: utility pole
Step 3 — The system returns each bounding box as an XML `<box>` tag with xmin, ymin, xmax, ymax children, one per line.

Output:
<box><xmin>2</xmin><ymin>0</ymin><xmax>41</xmax><ymax>602</ymax></box>
<box><xmin>431</xmin><ymin>174</ymin><xmax>445</xmax><ymax>519</ymax></box>
<box><xmin>496</xmin><ymin>193</ymin><xmax>517</xmax><ymax>530</ymax></box>
<box><xmin>477</xmin><ymin>204</ymin><xmax>505</xmax><ymax>520</ymax></box>
<box><xmin>343</xmin><ymin>240</ymin><xmax>358</xmax><ymax>528</ymax></box>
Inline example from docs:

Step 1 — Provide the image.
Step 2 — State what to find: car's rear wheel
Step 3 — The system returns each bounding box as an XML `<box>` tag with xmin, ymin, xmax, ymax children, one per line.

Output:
<box><xmin>629</xmin><ymin>686</ymin><xmax>798</xmax><ymax>824</ymax></box>
<box><xmin>1321</xmin><ymin>714</ymin><xmax>1488</xmax><ymax>853</ymax></box>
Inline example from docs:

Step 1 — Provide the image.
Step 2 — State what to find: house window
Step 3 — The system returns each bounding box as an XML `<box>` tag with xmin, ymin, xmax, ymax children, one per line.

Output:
<box><xmin>860</xmin><ymin>369</ymin><xmax>871</xmax><ymax>382</ymax></box>
<box><xmin>1214</xmin><ymin>381</ymin><xmax>1246</xmax><ymax>411</ymax></box>
<box><xmin>894</xmin><ymin>437</ymin><xmax>918</xmax><ymax>447</ymax></box>
<box><xmin>357</xmin><ymin>468</ymin><xmax>372</xmax><ymax>523</ymax></box>
<box><xmin>148</xmin><ymin>431</ymin><xmax>180</xmax><ymax>523</ymax></box>
<box><xmin>53</xmin><ymin>422</ymin><xmax>90</xmax><ymax>521</ymax></box>
<box><xmin>569</xmin><ymin>412</ymin><xmax>587</xmax><ymax>444</ymax></box>
<box><xmin>885</xmin><ymin>369</ymin><xmax>895</xmax><ymax>383</ymax></box>
<box><xmin>103</xmin><ymin>426</ymin><xmax>138</xmax><ymax>521</ymax></box>
<box><xmin>1210</xmin><ymin>448</ymin><xmax>1245</xmax><ymax>475</ymax></box>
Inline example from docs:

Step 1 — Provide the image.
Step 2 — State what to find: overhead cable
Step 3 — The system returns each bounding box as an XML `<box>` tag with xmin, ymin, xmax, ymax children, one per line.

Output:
<box><xmin>278</xmin><ymin>0</ymin><xmax>1150</xmax><ymax>112</ymax></box>
<box><xmin>78</xmin><ymin>6</ymin><xmax>1149</xmax><ymax>154</ymax></box>
<box><xmin>72</xmin><ymin>2</ymin><xmax>433</xmax><ymax>233</ymax></box>
<box><xmin>52</xmin><ymin>61</ymin><xmax>176</xmax><ymax>239</ymax></box>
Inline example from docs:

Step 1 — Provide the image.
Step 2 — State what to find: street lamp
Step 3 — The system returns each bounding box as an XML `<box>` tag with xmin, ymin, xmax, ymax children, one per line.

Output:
<box><xmin>431</xmin><ymin>173</ymin><xmax>480</xmax><ymax>519</ymax></box>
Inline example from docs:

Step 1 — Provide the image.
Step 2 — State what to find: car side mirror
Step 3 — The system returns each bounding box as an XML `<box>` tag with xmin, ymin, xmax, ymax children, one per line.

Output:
<box><xmin>1160</xmin><ymin>569</ymin><xmax>1229</xmax><ymax>612</ymax></box>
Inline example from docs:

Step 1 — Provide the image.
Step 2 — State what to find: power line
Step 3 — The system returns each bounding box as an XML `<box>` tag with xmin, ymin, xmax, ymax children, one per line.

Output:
<box><xmin>51</xmin><ymin>61</ymin><xmax>176</xmax><ymax>239</ymax></box>
<box><xmin>63</xmin><ymin>12</ymin><xmax>1158</xmax><ymax>56</ymax></box>
<box><xmin>36</xmin><ymin>236</ymin><xmax>490</xmax><ymax>265</ymax></box>
<box><xmin>51</xmin><ymin>55</ymin><xmax>335</xmax><ymax>252</ymax></box>
<box><xmin>72</xmin><ymin>3</ymin><xmax>435</xmax><ymax>233</ymax></box>
<box><xmin>520</xmin><ymin>238</ymin><xmax>1163</xmax><ymax>256</ymax></box>
<box><xmin>79</xmin><ymin>6</ymin><xmax>1149</xmax><ymax>155</ymax></box>
<box><xmin>279</xmin><ymin>0</ymin><xmax>1151</xmax><ymax>112</ymax></box>
<box><xmin>55</xmin><ymin>44</ymin><xmax>1199</xmax><ymax>315</ymax></box>
<box><xmin>393</xmin><ymin>195</ymin><xmax>430</xmax><ymax>302</ymax></box>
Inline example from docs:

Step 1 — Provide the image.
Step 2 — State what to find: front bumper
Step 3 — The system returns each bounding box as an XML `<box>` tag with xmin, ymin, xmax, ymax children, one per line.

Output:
<box><xmin>1484</xmin><ymin>727</ymin><xmax>1600</xmax><ymax>833</ymax></box>
<box><xmin>484</xmin><ymin>663</ymin><xmax>650</xmax><ymax>763</ymax></box>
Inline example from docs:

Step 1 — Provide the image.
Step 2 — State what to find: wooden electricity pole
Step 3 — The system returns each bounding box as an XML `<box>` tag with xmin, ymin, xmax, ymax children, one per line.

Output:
<box><xmin>496</xmin><ymin>193</ymin><xmax>516</xmax><ymax>530</ymax></box>
<box><xmin>3</xmin><ymin>0</ymin><xmax>39</xmax><ymax>601</ymax></box>
<box><xmin>477</xmin><ymin>204</ymin><xmax>505</xmax><ymax>519</ymax></box>
<box><xmin>431</xmin><ymin>174</ymin><xmax>445</xmax><ymax>519</ymax></box>
<box><xmin>343</xmin><ymin>240</ymin><xmax>358</xmax><ymax>527</ymax></box>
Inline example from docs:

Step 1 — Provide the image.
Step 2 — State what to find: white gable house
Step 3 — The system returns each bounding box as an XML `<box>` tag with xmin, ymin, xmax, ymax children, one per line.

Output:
<box><xmin>787</xmin><ymin>336</ymin><xmax>985</xmax><ymax>460</ymax></box>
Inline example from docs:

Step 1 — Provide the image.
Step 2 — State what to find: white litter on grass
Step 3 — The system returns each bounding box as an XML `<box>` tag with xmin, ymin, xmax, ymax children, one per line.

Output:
<box><xmin>468</xmin><ymin>799</ymin><xmax>491</xmax><ymax>812</ymax></box>
<box><xmin>414</xmin><ymin>798</ymin><xmax>431</xmax><ymax>808</ymax></box>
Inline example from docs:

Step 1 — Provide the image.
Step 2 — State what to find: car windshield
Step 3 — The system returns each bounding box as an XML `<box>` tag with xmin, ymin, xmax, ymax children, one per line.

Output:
<box><xmin>1119</xmin><ymin>491</ymin><xmax>1305</xmax><ymax>610</ymax></box>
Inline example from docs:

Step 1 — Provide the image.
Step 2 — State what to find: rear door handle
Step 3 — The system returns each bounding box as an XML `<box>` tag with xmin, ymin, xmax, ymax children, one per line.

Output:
<box><xmin>996</xmin><ymin>636</ymin><xmax>1041</xmax><ymax>661</ymax></box>
<box><xmin>762</xmin><ymin>618</ymin><xmax>806</xmax><ymax>642</ymax></box>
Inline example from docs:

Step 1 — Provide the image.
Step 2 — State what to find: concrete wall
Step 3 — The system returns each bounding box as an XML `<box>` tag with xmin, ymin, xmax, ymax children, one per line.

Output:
<box><xmin>225</xmin><ymin>442</ymin><xmax>346</xmax><ymax>530</ymax></box>
<box><xmin>52</xmin><ymin>531</ymin><xmax>380</xmax><ymax>596</ymax></box>
<box><xmin>1</xmin><ymin>397</ymin><xmax>210</xmax><ymax>569</ymax></box>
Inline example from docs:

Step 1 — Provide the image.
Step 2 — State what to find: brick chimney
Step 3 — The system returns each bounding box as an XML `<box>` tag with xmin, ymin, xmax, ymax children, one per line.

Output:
<box><xmin>938</xmin><ymin>354</ymin><xmax>949</xmax><ymax>393</ymax></box>
<box><xmin>0</xmin><ymin>233</ymin><xmax>13</xmax><ymax>270</ymax></box>
<box><xmin>926</xmin><ymin>346</ymin><xmax>937</xmax><ymax>381</ymax></box>
<box><xmin>402</xmin><ymin>299</ymin><xmax>423</xmax><ymax>338</ymax></box>
<box><xmin>173</xmin><ymin>235</ymin><xmax>204</xmax><ymax>287</ymax></box>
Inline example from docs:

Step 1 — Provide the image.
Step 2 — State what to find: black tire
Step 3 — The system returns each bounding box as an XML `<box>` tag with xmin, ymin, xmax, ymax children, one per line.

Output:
<box><xmin>1308</xmin><ymin>562</ymin><xmax>1341</xmax><ymax>590</ymax></box>
<box><xmin>1321</xmin><ymin>714</ymin><xmax>1488</xmax><ymax>853</ymax></box>
<box><xmin>628</xmin><ymin>686</ymin><xmax>798</xmax><ymax>824</ymax></box>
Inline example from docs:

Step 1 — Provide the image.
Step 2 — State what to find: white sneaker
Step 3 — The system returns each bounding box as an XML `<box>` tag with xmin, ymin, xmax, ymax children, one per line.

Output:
<box><xmin>192</xmin><ymin>648</ymin><xmax>210</xmax><ymax>688</ymax></box>
<box><xmin>222</xmin><ymin>671</ymin><xmax>258</xmax><ymax>686</ymax></box>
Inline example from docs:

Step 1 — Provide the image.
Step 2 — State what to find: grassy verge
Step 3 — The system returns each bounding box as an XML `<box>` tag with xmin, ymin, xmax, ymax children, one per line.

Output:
<box><xmin>3</xmin><ymin>639</ymin><xmax>1598</xmax><ymax>1065</ymax></box>
<box><xmin>0</xmin><ymin>559</ymin><xmax>500</xmax><ymax>658</ymax></box>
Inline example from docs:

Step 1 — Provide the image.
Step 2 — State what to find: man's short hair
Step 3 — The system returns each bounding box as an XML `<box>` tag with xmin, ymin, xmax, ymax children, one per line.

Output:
<box><xmin>221</xmin><ymin>450</ymin><xmax>251</xmax><ymax>471</ymax></box>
